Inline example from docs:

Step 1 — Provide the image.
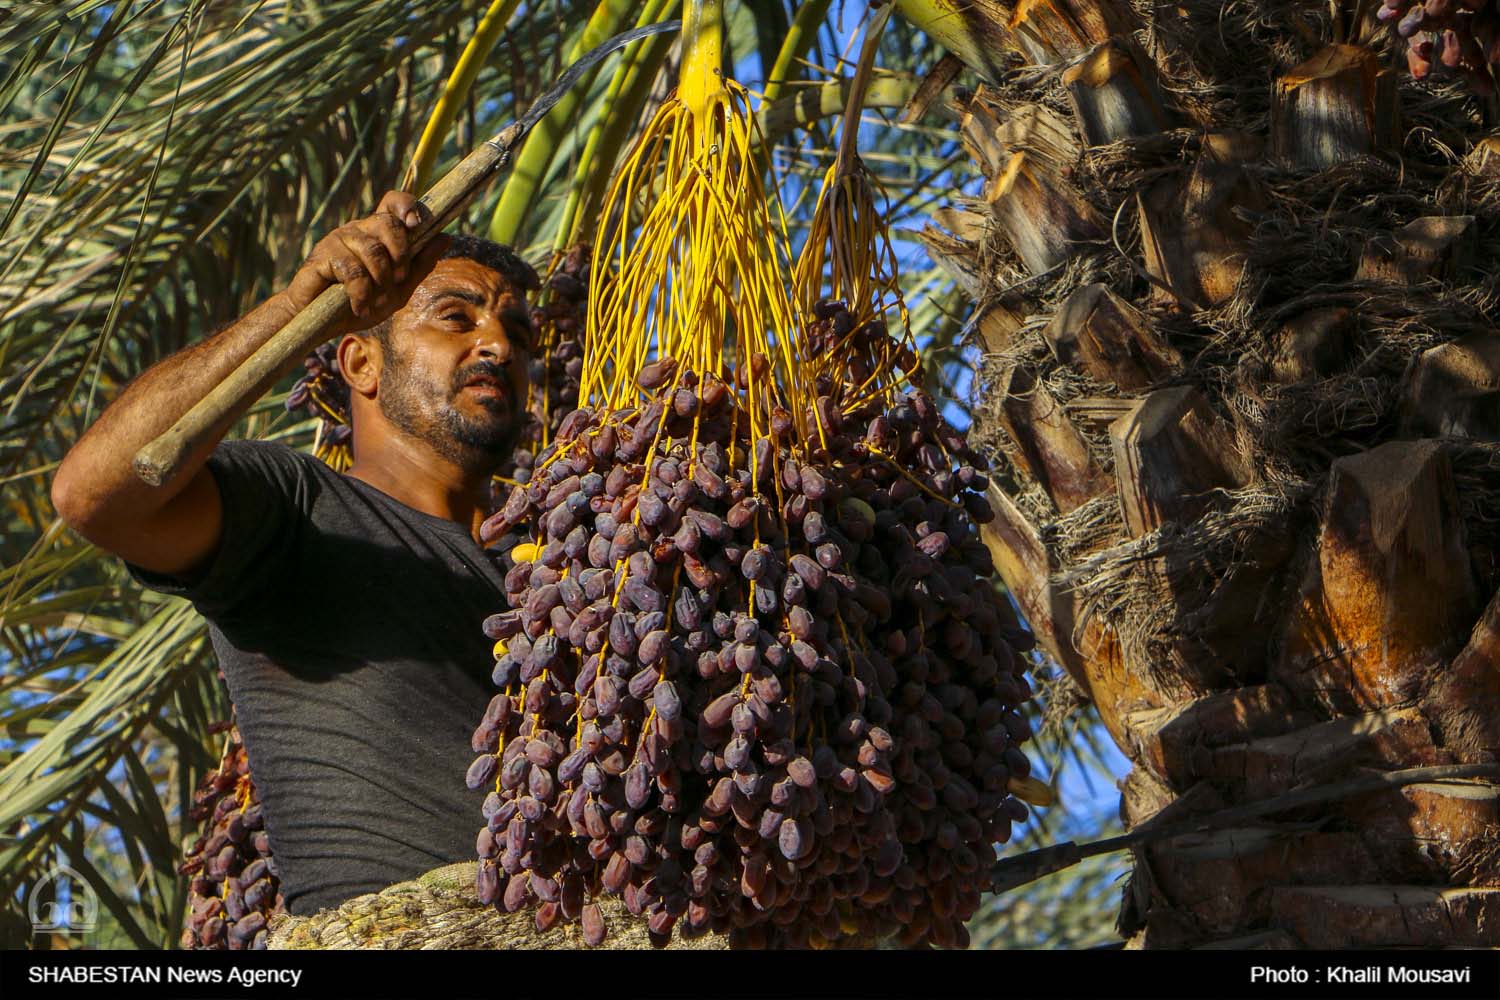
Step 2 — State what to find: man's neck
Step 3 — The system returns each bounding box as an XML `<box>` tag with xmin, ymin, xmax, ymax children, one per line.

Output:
<box><xmin>346</xmin><ymin>435</ymin><xmax>491</xmax><ymax>538</ymax></box>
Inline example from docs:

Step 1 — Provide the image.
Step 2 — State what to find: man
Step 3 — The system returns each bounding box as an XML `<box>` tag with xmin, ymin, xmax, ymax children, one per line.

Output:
<box><xmin>50</xmin><ymin>191</ymin><xmax>539</xmax><ymax>916</ymax></box>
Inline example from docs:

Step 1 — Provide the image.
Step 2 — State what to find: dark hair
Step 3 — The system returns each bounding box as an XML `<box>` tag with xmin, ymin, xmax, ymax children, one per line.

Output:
<box><xmin>442</xmin><ymin>235</ymin><xmax>540</xmax><ymax>292</ymax></box>
<box><xmin>367</xmin><ymin>235</ymin><xmax>540</xmax><ymax>347</ymax></box>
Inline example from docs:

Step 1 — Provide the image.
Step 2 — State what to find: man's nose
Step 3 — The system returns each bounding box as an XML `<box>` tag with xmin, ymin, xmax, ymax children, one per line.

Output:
<box><xmin>475</xmin><ymin>320</ymin><xmax>515</xmax><ymax>366</ymax></box>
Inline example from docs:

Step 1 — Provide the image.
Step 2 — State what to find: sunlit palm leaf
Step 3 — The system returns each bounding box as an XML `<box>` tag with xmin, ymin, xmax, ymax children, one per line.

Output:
<box><xmin>0</xmin><ymin>594</ymin><xmax>218</xmax><ymax>948</ymax></box>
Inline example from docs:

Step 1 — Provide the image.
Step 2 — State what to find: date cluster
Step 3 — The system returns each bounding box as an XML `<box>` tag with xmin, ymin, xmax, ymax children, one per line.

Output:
<box><xmin>466</xmin><ymin>310</ymin><xmax>1039</xmax><ymax>949</ymax></box>
<box><xmin>1380</xmin><ymin>0</ymin><xmax>1500</xmax><ymax>91</ymax></box>
<box><xmin>178</xmin><ymin>722</ymin><xmax>284</xmax><ymax>950</ymax></box>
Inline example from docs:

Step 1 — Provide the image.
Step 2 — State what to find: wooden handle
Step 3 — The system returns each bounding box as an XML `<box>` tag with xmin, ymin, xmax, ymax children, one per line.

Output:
<box><xmin>131</xmin><ymin>283</ymin><xmax>354</xmax><ymax>485</ymax></box>
<box><xmin>131</xmin><ymin>136</ymin><xmax>516</xmax><ymax>487</ymax></box>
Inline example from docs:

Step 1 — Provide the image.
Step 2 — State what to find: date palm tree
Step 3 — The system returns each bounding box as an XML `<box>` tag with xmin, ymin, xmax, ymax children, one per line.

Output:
<box><xmin>899</xmin><ymin>0</ymin><xmax>1500</xmax><ymax>948</ymax></box>
<box><xmin>3</xmin><ymin>0</ymin><xmax>1128</xmax><ymax>949</ymax></box>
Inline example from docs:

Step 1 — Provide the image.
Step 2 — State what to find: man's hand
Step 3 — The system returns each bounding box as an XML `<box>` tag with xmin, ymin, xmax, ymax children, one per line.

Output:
<box><xmin>283</xmin><ymin>191</ymin><xmax>445</xmax><ymax>336</ymax></box>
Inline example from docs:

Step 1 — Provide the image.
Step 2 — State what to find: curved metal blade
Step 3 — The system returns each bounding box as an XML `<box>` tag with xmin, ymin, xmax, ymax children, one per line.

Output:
<box><xmin>491</xmin><ymin>20</ymin><xmax>682</xmax><ymax>151</ymax></box>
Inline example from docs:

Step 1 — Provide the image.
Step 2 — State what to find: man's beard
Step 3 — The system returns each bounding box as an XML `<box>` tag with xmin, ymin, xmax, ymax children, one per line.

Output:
<box><xmin>377</xmin><ymin>350</ymin><xmax>516</xmax><ymax>469</ymax></box>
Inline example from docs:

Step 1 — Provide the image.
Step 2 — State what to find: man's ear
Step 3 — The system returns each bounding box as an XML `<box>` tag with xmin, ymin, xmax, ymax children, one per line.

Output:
<box><xmin>337</xmin><ymin>332</ymin><xmax>380</xmax><ymax>400</ymax></box>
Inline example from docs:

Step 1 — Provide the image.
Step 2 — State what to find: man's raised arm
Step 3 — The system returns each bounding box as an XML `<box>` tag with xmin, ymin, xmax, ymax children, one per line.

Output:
<box><xmin>50</xmin><ymin>191</ymin><xmax>431</xmax><ymax>577</ymax></box>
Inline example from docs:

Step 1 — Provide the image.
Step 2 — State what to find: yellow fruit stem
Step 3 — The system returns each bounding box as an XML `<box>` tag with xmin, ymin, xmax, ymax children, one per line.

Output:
<box><xmin>679</xmin><ymin>0</ymin><xmax>725</xmax><ymax>135</ymax></box>
<box><xmin>791</xmin><ymin>2</ymin><xmax>916</xmax><ymax>427</ymax></box>
<box><xmin>580</xmin><ymin>78</ymin><xmax>807</xmax><ymax>433</ymax></box>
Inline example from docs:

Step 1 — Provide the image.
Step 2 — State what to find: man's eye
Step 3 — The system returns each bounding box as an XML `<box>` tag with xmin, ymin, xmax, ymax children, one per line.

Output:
<box><xmin>442</xmin><ymin>312</ymin><xmax>469</xmax><ymax>323</ymax></box>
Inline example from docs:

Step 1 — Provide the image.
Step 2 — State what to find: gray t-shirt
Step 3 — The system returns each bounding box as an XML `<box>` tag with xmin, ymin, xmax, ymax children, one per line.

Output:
<box><xmin>130</xmin><ymin>439</ymin><xmax>504</xmax><ymax>915</ymax></box>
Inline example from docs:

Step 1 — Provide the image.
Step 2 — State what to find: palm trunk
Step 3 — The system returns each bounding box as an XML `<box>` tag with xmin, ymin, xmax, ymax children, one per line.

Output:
<box><xmin>901</xmin><ymin>0</ymin><xmax>1500</xmax><ymax>948</ymax></box>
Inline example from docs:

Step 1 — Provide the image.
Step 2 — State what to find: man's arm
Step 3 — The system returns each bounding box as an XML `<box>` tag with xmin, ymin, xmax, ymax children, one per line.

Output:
<box><xmin>51</xmin><ymin>191</ymin><xmax>431</xmax><ymax>577</ymax></box>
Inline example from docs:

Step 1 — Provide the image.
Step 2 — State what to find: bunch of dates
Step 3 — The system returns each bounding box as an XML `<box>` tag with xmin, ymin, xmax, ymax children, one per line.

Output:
<box><xmin>178</xmin><ymin>721</ymin><xmax>283</xmax><ymax>950</ymax></box>
<box><xmin>466</xmin><ymin>309</ymin><xmax>1039</xmax><ymax>949</ymax></box>
<box><xmin>1379</xmin><ymin>0</ymin><xmax>1500</xmax><ymax>91</ymax></box>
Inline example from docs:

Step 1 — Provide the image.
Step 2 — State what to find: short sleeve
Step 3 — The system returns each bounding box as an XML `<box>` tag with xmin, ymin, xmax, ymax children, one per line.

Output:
<box><xmin>126</xmin><ymin>439</ymin><xmax>317</xmax><ymax>622</ymax></box>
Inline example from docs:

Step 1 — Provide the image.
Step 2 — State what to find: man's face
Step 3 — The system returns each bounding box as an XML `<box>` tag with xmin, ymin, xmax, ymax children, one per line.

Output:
<box><xmin>374</xmin><ymin>256</ymin><xmax>532</xmax><ymax>470</ymax></box>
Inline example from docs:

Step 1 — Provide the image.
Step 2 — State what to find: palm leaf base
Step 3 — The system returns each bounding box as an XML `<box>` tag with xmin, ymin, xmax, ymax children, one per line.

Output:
<box><xmin>266</xmin><ymin>863</ymin><xmax>730</xmax><ymax>950</ymax></box>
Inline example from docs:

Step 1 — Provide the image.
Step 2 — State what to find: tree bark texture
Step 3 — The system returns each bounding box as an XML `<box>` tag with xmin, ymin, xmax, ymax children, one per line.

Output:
<box><xmin>902</xmin><ymin>0</ymin><xmax>1500</xmax><ymax>948</ymax></box>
